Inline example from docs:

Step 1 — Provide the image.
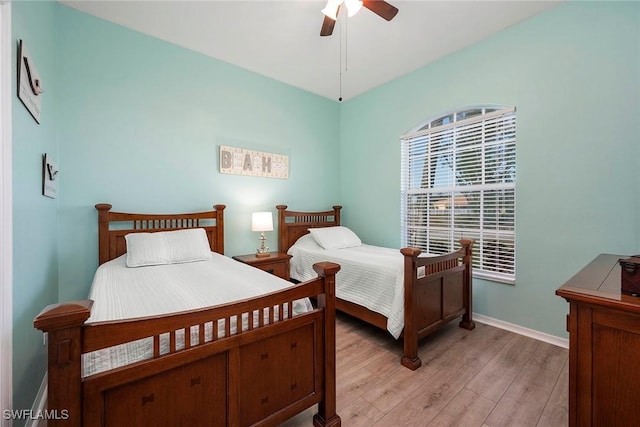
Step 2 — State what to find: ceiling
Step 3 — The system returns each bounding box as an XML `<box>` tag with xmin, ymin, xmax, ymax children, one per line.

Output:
<box><xmin>60</xmin><ymin>0</ymin><xmax>561</xmax><ymax>101</ymax></box>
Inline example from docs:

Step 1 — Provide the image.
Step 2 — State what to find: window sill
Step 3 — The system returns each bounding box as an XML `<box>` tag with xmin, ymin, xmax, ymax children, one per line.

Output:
<box><xmin>473</xmin><ymin>271</ymin><xmax>515</xmax><ymax>285</ymax></box>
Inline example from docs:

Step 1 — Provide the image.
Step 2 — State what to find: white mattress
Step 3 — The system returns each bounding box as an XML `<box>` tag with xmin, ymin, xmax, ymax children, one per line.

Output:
<box><xmin>83</xmin><ymin>253</ymin><xmax>312</xmax><ymax>376</ymax></box>
<box><xmin>288</xmin><ymin>234</ymin><xmax>417</xmax><ymax>338</ymax></box>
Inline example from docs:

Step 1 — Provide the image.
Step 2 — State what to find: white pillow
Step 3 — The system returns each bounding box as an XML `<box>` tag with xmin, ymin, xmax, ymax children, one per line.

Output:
<box><xmin>308</xmin><ymin>226</ymin><xmax>362</xmax><ymax>250</ymax></box>
<box><xmin>125</xmin><ymin>228</ymin><xmax>212</xmax><ymax>267</ymax></box>
<box><xmin>291</xmin><ymin>234</ymin><xmax>323</xmax><ymax>250</ymax></box>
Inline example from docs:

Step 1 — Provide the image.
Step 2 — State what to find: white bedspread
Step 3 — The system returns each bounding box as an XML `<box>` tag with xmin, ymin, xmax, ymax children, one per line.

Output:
<box><xmin>288</xmin><ymin>235</ymin><xmax>409</xmax><ymax>338</ymax></box>
<box><xmin>83</xmin><ymin>253</ymin><xmax>312</xmax><ymax>376</ymax></box>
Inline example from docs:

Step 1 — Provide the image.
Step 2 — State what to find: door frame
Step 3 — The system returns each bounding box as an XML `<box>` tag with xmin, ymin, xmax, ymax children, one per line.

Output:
<box><xmin>1</xmin><ymin>0</ymin><xmax>13</xmax><ymax>422</ymax></box>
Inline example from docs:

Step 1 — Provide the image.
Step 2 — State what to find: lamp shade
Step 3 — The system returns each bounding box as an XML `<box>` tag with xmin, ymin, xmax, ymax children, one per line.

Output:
<box><xmin>251</xmin><ymin>212</ymin><xmax>273</xmax><ymax>232</ymax></box>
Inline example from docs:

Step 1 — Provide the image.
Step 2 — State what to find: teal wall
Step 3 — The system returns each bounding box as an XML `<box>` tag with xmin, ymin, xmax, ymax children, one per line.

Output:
<box><xmin>11</xmin><ymin>0</ymin><xmax>59</xmax><ymax>414</ymax></box>
<box><xmin>54</xmin><ymin>5</ymin><xmax>340</xmax><ymax>302</ymax></box>
<box><xmin>339</xmin><ymin>1</ymin><xmax>640</xmax><ymax>338</ymax></box>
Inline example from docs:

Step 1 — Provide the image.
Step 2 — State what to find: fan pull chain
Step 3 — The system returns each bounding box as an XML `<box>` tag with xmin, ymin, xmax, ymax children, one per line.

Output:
<box><xmin>344</xmin><ymin>15</ymin><xmax>348</xmax><ymax>72</ymax></box>
<box><xmin>338</xmin><ymin>17</ymin><xmax>343</xmax><ymax>102</ymax></box>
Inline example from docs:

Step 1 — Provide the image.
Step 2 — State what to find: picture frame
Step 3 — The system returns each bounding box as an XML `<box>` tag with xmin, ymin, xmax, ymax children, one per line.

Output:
<box><xmin>17</xmin><ymin>39</ymin><xmax>43</xmax><ymax>124</ymax></box>
<box><xmin>42</xmin><ymin>153</ymin><xmax>58</xmax><ymax>199</ymax></box>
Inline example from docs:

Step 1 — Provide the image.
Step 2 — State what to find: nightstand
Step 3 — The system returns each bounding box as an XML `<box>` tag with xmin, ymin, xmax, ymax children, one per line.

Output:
<box><xmin>232</xmin><ymin>252</ymin><xmax>292</xmax><ymax>281</ymax></box>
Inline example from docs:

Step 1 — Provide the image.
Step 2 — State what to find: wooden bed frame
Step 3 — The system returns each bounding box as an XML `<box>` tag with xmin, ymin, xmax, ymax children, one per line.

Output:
<box><xmin>277</xmin><ymin>205</ymin><xmax>474</xmax><ymax>371</ymax></box>
<box><xmin>34</xmin><ymin>204</ymin><xmax>341</xmax><ymax>426</ymax></box>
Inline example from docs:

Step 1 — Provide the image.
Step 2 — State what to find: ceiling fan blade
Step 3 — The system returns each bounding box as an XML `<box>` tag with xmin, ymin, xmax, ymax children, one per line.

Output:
<box><xmin>363</xmin><ymin>0</ymin><xmax>399</xmax><ymax>21</ymax></box>
<box><xmin>320</xmin><ymin>4</ymin><xmax>341</xmax><ymax>36</ymax></box>
<box><xmin>320</xmin><ymin>15</ymin><xmax>336</xmax><ymax>36</ymax></box>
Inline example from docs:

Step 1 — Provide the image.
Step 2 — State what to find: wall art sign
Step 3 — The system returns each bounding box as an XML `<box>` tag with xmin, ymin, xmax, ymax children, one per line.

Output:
<box><xmin>219</xmin><ymin>145</ymin><xmax>289</xmax><ymax>179</ymax></box>
<box><xmin>17</xmin><ymin>39</ymin><xmax>43</xmax><ymax>124</ymax></box>
<box><xmin>42</xmin><ymin>153</ymin><xmax>58</xmax><ymax>198</ymax></box>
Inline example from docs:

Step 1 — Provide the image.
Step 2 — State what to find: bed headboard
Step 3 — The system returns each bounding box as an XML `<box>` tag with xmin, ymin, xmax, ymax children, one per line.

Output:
<box><xmin>276</xmin><ymin>205</ymin><xmax>342</xmax><ymax>253</ymax></box>
<box><xmin>95</xmin><ymin>203</ymin><xmax>226</xmax><ymax>265</ymax></box>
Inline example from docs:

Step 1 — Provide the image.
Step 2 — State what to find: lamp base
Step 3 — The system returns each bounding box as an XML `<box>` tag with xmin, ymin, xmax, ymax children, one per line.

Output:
<box><xmin>255</xmin><ymin>232</ymin><xmax>270</xmax><ymax>258</ymax></box>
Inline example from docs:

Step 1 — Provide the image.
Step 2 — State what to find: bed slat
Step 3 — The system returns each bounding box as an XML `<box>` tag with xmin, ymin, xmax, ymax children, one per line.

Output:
<box><xmin>184</xmin><ymin>327</ymin><xmax>191</xmax><ymax>350</ymax></box>
<box><xmin>169</xmin><ymin>330</ymin><xmax>176</xmax><ymax>353</ymax></box>
<box><xmin>153</xmin><ymin>336</ymin><xmax>160</xmax><ymax>358</ymax></box>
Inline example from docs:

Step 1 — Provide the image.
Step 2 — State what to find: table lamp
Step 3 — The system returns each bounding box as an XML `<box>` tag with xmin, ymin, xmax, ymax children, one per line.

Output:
<box><xmin>252</xmin><ymin>211</ymin><xmax>273</xmax><ymax>257</ymax></box>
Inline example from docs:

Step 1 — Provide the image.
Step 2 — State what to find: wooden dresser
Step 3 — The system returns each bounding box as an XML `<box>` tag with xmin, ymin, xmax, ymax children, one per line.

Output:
<box><xmin>556</xmin><ymin>254</ymin><xmax>640</xmax><ymax>427</ymax></box>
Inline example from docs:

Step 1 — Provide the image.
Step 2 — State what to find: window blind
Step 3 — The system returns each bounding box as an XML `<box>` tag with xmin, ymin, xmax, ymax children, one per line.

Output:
<box><xmin>400</xmin><ymin>106</ymin><xmax>516</xmax><ymax>283</ymax></box>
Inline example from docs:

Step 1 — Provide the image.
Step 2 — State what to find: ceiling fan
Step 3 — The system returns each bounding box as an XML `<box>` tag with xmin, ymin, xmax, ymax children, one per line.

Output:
<box><xmin>320</xmin><ymin>0</ymin><xmax>399</xmax><ymax>37</ymax></box>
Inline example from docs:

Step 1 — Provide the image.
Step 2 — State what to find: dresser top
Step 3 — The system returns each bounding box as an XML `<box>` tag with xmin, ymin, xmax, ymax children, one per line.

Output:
<box><xmin>556</xmin><ymin>253</ymin><xmax>640</xmax><ymax>313</ymax></box>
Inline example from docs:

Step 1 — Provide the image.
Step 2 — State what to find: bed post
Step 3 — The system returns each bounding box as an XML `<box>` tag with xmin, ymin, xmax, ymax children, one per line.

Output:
<box><xmin>312</xmin><ymin>262</ymin><xmax>341</xmax><ymax>427</ymax></box>
<box><xmin>214</xmin><ymin>204</ymin><xmax>225</xmax><ymax>254</ymax></box>
<box><xmin>95</xmin><ymin>204</ymin><xmax>112</xmax><ymax>265</ymax></box>
<box><xmin>276</xmin><ymin>205</ymin><xmax>288</xmax><ymax>254</ymax></box>
<box><xmin>33</xmin><ymin>300</ymin><xmax>93</xmax><ymax>427</ymax></box>
<box><xmin>400</xmin><ymin>247</ymin><xmax>422</xmax><ymax>370</ymax></box>
<box><xmin>459</xmin><ymin>239</ymin><xmax>475</xmax><ymax>330</ymax></box>
<box><xmin>332</xmin><ymin>205</ymin><xmax>341</xmax><ymax>225</ymax></box>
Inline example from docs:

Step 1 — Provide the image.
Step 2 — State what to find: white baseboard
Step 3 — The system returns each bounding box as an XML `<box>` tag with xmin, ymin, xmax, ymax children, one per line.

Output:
<box><xmin>25</xmin><ymin>374</ymin><xmax>47</xmax><ymax>427</ymax></box>
<box><xmin>473</xmin><ymin>313</ymin><xmax>569</xmax><ymax>349</ymax></box>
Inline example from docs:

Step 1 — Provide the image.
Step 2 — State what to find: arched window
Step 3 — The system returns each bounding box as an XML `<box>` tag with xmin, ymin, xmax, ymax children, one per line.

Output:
<box><xmin>400</xmin><ymin>105</ymin><xmax>516</xmax><ymax>283</ymax></box>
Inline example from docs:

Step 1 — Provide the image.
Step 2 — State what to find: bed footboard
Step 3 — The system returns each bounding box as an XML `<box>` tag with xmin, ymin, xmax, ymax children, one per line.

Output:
<box><xmin>400</xmin><ymin>239</ymin><xmax>474</xmax><ymax>370</ymax></box>
<box><xmin>35</xmin><ymin>263</ymin><xmax>341</xmax><ymax>427</ymax></box>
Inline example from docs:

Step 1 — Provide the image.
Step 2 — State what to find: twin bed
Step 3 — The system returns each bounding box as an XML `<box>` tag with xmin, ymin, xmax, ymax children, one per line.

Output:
<box><xmin>35</xmin><ymin>204</ymin><xmax>341</xmax><ymax>427</ymax></box>
<box><xmin>35</xmin><ymin>202</ymin><xmax>474</xmax><ymax>426</ymax></box>
<box><xmin>277</xmin><ymin>205</ymin><xmax>474</xmax><ymax>370</ymax></box>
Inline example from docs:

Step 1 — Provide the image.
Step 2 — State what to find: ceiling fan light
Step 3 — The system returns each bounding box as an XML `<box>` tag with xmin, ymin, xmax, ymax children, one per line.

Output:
<box><xmin>345</xmin><ymin>0</ymin><xmax>363</xmax><ymax>17</ymax></box>
<box><xmin>321</xmin><ymin>0</ymin><xmax>342</xmax><ymax>21</ymax></box>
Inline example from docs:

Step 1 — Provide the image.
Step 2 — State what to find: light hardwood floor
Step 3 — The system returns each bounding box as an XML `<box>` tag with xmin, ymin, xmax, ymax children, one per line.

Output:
<box><xmin>282</xmin><ymin>313</ymin><xmax>568</xmax><ymax>427</ymax></box>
